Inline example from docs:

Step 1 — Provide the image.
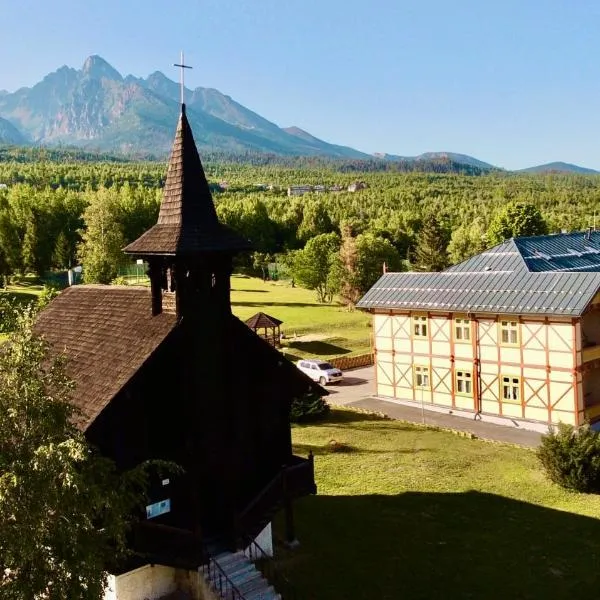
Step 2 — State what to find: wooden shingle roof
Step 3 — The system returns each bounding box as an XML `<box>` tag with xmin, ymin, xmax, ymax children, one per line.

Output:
<box><xmin>245</xmin><ymin>312</ymin><xmax>283</xmax><ymax>329</ymax></box>
<box><xmin>35</xmin><ymin>286</ymin><xmax>325</xmax><ymax>431</ymax></box>
<box><xmin>35</xmin><ymin>286</ymin><xmax>177</xmax><ymax>429</ymax></box>
<box><xmin>123</xmin><ymin>105</ymin><xmax>251</xmax><ymax>257</ymax></box>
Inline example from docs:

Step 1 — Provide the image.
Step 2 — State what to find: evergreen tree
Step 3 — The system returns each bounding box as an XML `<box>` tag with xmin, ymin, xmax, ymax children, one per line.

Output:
<box><xmin>297</xmin><ymin>199</ymin><xmax>334</xmax><ymax>243</ymax></box>
<box><xmin>487</xmin><ymin>201</ymin><xmax>548</xmax><ymax>245</ymax></box>
<box><xmin>447</xmin><ymin>218</ymin><xmax>488</xmax><ymax>264</ymax></box>
<box><xmin>52</xmin><ymin>230</ymin><xmax>73</xmax><ymax>270</ymax></box>
<box><xmin>22</xmin><ymin>208</ymin><xmax>54</xmax><ymax>277</ymax></box>
<box><xmin>414</xmin><ymin>214</ymin><xmax>449</xmax><ymax>271</ymax></box>
<box><xmin>332</xmin><ymin>226</ymin><xmax>403</xmax><ymax>306</ymax></box>
<box><xmin>334</xmin><ymin>223</ymin><xmax>361</xmax><ymax>307</ymax></box>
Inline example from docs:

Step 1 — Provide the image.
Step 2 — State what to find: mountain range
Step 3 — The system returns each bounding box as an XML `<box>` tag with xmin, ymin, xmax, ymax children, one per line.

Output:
<box><xmin>0</xmin><ymin>56</ymin><xmax>597</xmax><ymax>173</ymax></box>
<box><xmin>0</xmin><ymin>55</ymin><xmax>368</xmax><ymax>158</ymax></box>
<box><xmin>517</xmin><ymin>162</ymin><xmax>599</xmax><ymax>175</ymax></box>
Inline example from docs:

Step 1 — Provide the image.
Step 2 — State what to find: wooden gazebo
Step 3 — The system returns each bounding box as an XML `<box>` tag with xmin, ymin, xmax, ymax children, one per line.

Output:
<box><xmin>245</xmin><ymin>312</ymin><xmax>283</xmax><ymax>347</ymax></box>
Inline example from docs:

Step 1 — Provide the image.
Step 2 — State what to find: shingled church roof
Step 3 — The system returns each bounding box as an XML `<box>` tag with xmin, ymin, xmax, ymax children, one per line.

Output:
<box><xmin>35</xmin><ymin>286</ymin><xmax>177</xmax><ymax>429</ymax></box>
<box><xmin>35</xmin><ymin>286</ymin><xmax>325</xmax><ymax>431</ymax></box>
<box><xmin>123</xmin><ymin>105</ymin><xmax>251</xmax><ymax>256</ymax></box>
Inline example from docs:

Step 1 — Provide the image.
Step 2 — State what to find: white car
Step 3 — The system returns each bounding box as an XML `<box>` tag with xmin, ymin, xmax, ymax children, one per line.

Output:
<box><xmin>296</xmin><ymin>359</ymin><xmax>343</xmax><ymax>385</ymax></box>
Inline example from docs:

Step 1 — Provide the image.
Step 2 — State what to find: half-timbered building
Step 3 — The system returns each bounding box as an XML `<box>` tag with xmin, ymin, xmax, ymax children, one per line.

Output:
<box><xmin>358</xmin><ymin>232</ymin><xmax>600</xmax><ymax>430</ymax></box>
<box><xmin>35</xmin><ymin>103</ymin><xmax>323</xmax><ymax>581</ymax></box>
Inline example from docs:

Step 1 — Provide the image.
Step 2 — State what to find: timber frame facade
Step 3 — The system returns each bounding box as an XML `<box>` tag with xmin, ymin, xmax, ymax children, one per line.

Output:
<box><xmin>359</xmin><ymin>233</ymin><xmax>600</xmax><ymax>429</ymax></box>
<box><xmin>372</xmin><ymin>309</ymin><xmax>600</xmax><ymax>427</ymax></box>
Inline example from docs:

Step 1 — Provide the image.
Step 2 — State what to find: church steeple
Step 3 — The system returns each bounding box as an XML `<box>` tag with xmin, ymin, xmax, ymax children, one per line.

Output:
<box><xmin>124</xmin><ymin>80</ymin><xmax>251</xmax><ymax>318</ymax></box>
<box><xmin>123</xmin><ymin>105</ymin><xmax>250</xmax><ymax>257</ymax></box>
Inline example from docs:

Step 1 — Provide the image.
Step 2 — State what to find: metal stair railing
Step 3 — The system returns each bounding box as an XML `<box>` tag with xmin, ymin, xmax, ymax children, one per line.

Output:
<box><xmin>244</xmin><ymin>537</ymin><xmax>296</xmax><ymax>600</ymax></box>
<box><xmin>205</xmin><ymin>554</ymin><xmax>248</xmax><ymax>600</ymax></box>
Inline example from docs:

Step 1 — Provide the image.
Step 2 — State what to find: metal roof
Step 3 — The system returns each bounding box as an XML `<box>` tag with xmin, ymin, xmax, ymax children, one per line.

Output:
<box><xmin>357</xmin><ymin>270</ymin><xmax>600</xmax><ymax>316</ymax></box>
<box><xmin>360</xmin><ymin>231</ymin><xmax>600</xmax><ymax>316</ymax></box>
<box><xmin>447</xmin><ymin>232</ymin><xmax>600</xmax><ymax>274</ymax></box>
<box><xmin>446</xmin><ymin>240</ymin><xmax>528</xmax><ymax>273</ymax></box>
<box><xmin>514</xmin><ymin>231</ymin><xmax>600</xmax><ymax>272</ymax></box>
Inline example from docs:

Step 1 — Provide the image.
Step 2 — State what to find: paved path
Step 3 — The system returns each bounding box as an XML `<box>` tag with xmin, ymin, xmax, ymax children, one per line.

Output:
<box><xmin>327</xmin><ymin>366</ymin><xmax>542</xmax><ymax>448</ymax></box>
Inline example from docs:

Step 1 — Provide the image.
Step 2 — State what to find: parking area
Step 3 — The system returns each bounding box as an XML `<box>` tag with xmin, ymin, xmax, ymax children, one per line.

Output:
<box><xmin>324</xmin><ymin>365</ymin><xmax>375</xmax><ymax>406</ymax></box>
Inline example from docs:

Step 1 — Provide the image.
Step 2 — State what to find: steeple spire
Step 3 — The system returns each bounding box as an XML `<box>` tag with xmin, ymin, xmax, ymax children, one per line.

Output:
<box><xmin>123</xmin><ymin>95</ymin><xmax>250</xmax><ymax>257</ymax></box>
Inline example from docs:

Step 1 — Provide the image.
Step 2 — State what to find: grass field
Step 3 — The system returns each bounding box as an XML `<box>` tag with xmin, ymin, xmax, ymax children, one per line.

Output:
<box><xmin>230</xmin><ymin>275</ymin><xmax>371</xmax><ymax>361</ymax></box>
<box><xmin>0</xmin><ymin>277</ymin><xmax>44</xmax><ymax>343</ymax></box>
<box><xmin>123</xmin><ymin>273</ymin><xmax>371</xmax><ymax>360</ymax></box>
<box><xmin>1</xmin><ymin>274</ymin><xmax>371</xmax><ymax>360</ymax></box>
<box><xmin>1</xmin><ymin>276</ymin><xmax>44</xmax><ymax>303</ymax></box>
<box><xmin>271</xmin><ymin>409</ymin><xmax>600</xmax><ymax>599</ymax></box>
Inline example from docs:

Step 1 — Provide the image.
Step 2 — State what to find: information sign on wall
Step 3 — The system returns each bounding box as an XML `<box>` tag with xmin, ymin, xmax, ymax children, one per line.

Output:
<box><xmin>146</xmin><ymin>498</ymin><xmax>171</xmax><ymax>519</ymax></box>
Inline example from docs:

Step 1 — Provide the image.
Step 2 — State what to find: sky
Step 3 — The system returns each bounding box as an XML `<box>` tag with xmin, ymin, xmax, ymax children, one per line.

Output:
<box><xmin>1</xmin><ymin>0</ymin><xmax>600</xmax><ymax>170</ymax></box>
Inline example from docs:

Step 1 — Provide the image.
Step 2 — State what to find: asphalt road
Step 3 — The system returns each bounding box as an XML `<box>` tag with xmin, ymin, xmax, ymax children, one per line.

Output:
<box><xmin>326</xmin><ymin>365</ymin><xmax>542</xmax><ymax>447</ymax></box>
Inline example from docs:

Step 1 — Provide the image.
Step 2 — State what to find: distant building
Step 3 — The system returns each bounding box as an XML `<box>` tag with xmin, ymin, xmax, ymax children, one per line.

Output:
<box><xmin>347</xmin><ymin>181</ymin><xmax>367</xmax><ymax>192</ymax></box>
<box><xmin>358</xmin><ymin>231</ymin><xmax>600</xmax><ymax>431</ymax></box>
<box><xmin>287</xmin><ymin>185</ymin><xmax>312</xmax><ymax>197</ymax></box>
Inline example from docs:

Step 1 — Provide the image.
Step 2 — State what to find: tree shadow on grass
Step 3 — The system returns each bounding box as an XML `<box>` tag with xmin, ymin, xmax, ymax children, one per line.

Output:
<box><xmin>1</xmin><ymin>290</ymin><xmax>38</xmax><ymax>305</ymax></box>
<box><xmin>230</xmin><ymin>288</ymin><xmax>269</xmax><ymax>293</ymax></box>
<box><xmin>232</xmin><ymin>301</ymin><xmax>323</xmax><ymax>308</ymax></box>
<box><xmin>293</xmin><ymin>441</ymin><xmax>435</xmax><ymax>456</ymax></box>
<box><xmin>322</xmin><ymin>408</ymin><xmax>391</xmax><ymax>424</ymax></box>
<box><xmin>274</xmin><ymin>491</ymin><xmax>600</xmax><ymax>600</ymax></box>
<box><xmin>286</xmin><ymin>340</ymin><xmax>351</xmax><ymax>356</ymax></box>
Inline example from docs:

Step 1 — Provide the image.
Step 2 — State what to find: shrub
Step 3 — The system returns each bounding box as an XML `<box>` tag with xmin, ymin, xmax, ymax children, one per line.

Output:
<box><xmin>37</xmin><ymin>283</ymin><xmax>61</xmax><ymax>310</ymax></box>
<box><xmin>0</xmin><ymin>295</ymin><xmax>18</xmax><ymax>333</ymax></box>
<box><xmin>537</xmin><ymin>423</ymin><xmax>600</xmax><ymax>493</ymax></box>
<box><xmin>290</xmin><ymin>392</ymin><xmax>330</xmax><ymax>423</ymax></box>
<box><xmin>111</xmin><ymin>276</ymin><xmax>128</xmax><ymax>286</ymax></box>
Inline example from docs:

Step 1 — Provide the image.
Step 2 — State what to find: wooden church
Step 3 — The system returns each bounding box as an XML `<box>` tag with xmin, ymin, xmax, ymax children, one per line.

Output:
<box><xmin>36</xmin><ymin>103</ymin><xmax>323</xmax><ymax>573</ymax></box>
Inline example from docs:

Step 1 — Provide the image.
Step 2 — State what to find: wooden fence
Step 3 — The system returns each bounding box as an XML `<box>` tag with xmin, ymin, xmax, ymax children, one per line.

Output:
<box><xmin>329</xmin><ymin>352</ymin><xmax>374</xmax><ymax>371</ymax></box>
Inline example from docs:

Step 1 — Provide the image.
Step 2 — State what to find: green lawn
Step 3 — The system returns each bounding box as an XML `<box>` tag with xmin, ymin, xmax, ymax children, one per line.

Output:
<box><xmin>1</xmin><ymin>276</ymin><xmax>44</xmax><ymax>304</ymax></box>
<box><xmin>0</xmin><ymin>277</ymin><xmax>44</xmax><ymax>343</ymax></box>
<box><xmin>230</xmin><ymin>275</ymin><xmax>371</xmax><ymax>361</ymax></box>
<box><xmin>272</xmin><ymin>409</ymin><xmax>600</xmax><ymax>599</ymax></box>
<box><xmin>1</xmin><ymin>275</ymin><xmax>371</xmax><ymax>361</ymax></box>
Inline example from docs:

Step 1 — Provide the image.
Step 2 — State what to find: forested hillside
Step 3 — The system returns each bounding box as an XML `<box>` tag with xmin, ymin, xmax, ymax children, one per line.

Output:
<box><xmin>1</xmin><ymin>157</ymin><xmax>599</xmax><ymax>291</ymax></box>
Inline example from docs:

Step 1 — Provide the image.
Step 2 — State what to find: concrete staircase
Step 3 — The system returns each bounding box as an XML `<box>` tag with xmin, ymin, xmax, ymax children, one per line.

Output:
<box><xmin>200</xmin><ymin>551</ymin><xmax>281</xmax><ymax>600</ymax></box>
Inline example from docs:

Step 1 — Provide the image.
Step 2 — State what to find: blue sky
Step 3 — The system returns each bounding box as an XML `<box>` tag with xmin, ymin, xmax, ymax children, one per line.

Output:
<box><xmin>1</xmin><ymin>0</ymin><xmax>600</xmax><ymax>169</ymax></box>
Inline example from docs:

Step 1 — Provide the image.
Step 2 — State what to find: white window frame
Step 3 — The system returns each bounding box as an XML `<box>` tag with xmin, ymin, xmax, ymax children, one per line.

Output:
<box><xmin>499</xmin><ymin>319</ymin><xmax>519</xmax><ymax>346</ymax></box>
<box><xmin>454</xmin><ymin>317</ymin><xmax>471</xmax><ymax>343</ymax></box>
<box><xmin>455</xmin><ymin>370</ymin><xmax>473</xmax><ymax>396</ymax></box>
<box><xmin>501</xmin><ymin>375</ymin><xmax>521</xmax><ymax>403</ymax></box>
<box><xmin>414</xmin><ymin>364</ymin><xmax>431</xmax><ymax>389</ymax></box>
<box><xmin>412</xmin><ymin>315</ymin><xmax>428</xmax><ymax>338</ymax></box>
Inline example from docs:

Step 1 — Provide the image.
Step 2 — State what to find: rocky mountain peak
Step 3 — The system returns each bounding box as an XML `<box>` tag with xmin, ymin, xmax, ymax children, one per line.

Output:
<box><xmin>82</xmin><ymin>55</ymin><xmax>122</xmax><ymax>82</ymax></box>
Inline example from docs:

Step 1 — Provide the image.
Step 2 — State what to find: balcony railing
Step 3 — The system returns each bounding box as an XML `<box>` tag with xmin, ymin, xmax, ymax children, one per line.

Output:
<box><xmin>236</xmin><ymin>453</ymin><xmax>315</xmax><ymax>544</ymax></box>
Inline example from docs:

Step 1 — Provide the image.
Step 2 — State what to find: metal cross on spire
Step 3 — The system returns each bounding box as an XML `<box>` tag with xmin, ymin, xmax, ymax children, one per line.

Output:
<box><xmin>174</xmin><ymin>51</ymin><xmax>192</xmax><ymax>106</ymax></box>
